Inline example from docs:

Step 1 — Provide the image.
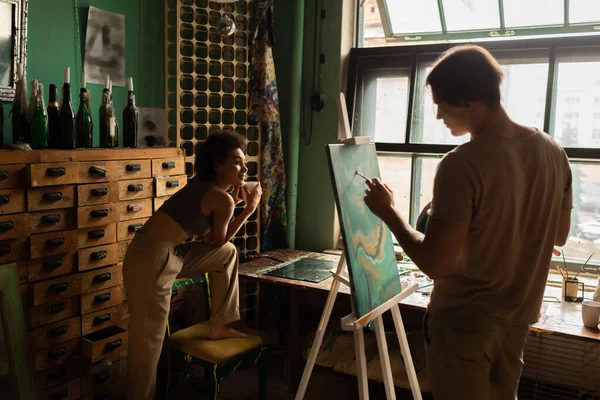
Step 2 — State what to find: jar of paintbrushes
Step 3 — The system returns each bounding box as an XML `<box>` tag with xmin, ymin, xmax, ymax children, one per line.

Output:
<box><xmin>557</xmin><ymin>252</ymin><xmax>593</xmax><ymax>302</ymax></box>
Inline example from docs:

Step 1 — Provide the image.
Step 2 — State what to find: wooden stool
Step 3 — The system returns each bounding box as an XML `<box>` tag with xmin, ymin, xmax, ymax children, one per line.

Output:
<box><xmin>167</xmin><ymin>321</ymin><xmax>267</xmax><ymax>399</ymax></box>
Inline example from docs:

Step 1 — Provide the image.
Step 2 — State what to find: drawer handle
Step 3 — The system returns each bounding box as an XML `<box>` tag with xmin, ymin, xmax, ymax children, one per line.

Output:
<box><xmin>43</xmin><ymin>191</ymin><xmax>63</xmax><ymax>201</ymax></box>
<box><xmin>128</xmin><ymin>184</ymin><xmax>143</xmax><ymax>192</ymax></box>
<box><xmin>45</xmin><ymin>237</ymin><xmax>65</xmax><ymax>247</ymax></box>
<box><xmin>0</xmin><ymin>221</ymin><xmax>14</xmax><ymax>232</ymax></box>
<box><xmin>96</xmin><ymin>370</ymin><xmax>110</xmax><ymax>383</ymax></box>
<box><xmin>162</xmin><ymin>161</ymin><xmax>176</xmax><ymax>169</ymax></box>
<box><xmin>46</xmin><ymin>167</ymin><xmax>66</xmax><ymax>177</ymax></box>
<box><xmin>94</xmin><ymin>293</ymin><xmax>111</xmax><ymax>303</ymax></box>
<box><xmin>41</xmin><ymin>214</ymin><xmax>60</xmax><ymax>224</ymax></box>
<box><xmin>93</xmin><ymin>313</ymin><xmax>111</xmax><ymax>325</ymax></box>
<box><xmin>0</xmin><ymin>195</ymin><xmax>9</xmax><ymax>205</ymax></box>
<box><xmin>128</xmin><ymin>223</ymin><xmax>143</xmax><ymax>232</ymax></box>
<box><xmin>50</xmin><ymin>388</ymin><xmax>68</xmax><ymax>400</ymax></box>
<box><xmin>46</xmin><ymin>303</ymin><xmax>65</xmax><ymax>314</ymax></box>
<box><xmin>89</xmin><ymin>166</ymin><xmax>107</xmax><ymax>177</ymax></box>
<box><xmin>105</xmin><ymin>339</ymin><xmax>122</xmax><ymax>351</ymax></box>
<box><xmin>94</xmin><ymin>389</ymin><xmax>110</xmax><ymax>400</ymax></box>
<box><xmin>90</xmin><ymin>209</ymin><xmax>109</xmax><ymax>218</ymax></box>
<box><xmin>88</xmin><ymin>229</ymin><xmax>105</xmax><ymax>239</ymax></box>
<box><xmin>49</xmin><ymin>282</ymin><xmax>69</xmax><ymax>293</ymax></box>
<box><xmin>44</xmin><ymin>258</ymin><xmax>63</xmax><ymax>269</ymax></box>
<box><xmin>166</xmin><ymin>180</ymin><xmax>179</xmax><ymax>188</ymax></box>
<box><xmin>47</xmin><ymin>366</ymin><xmax>66</xmax><ymax>381</ymax></box>
<box><xmin>47</xmin><ymin>346</ymin><xmax>67</xmax><ymax>359</ymax></box>
<box><xmin>0</xmin><ymin>244</ymin><xmax>10</xmax><ymax>256</ymax></box>
<box><xmin>94</xmin><ymin>273</ymin><xmax>112</xmax><ymax>283</ymax></box>
<box><xmin>49</xmin><ymin>325</ymin><xmax>68</xmax><ymax>337</ymax></box>
<box><xmin>127</xmin><ymin>204</ymin><xmax>142</xmax><ymax>212</ymax></box>
<box><xmin>0</xmin><ymin>170</ymin><xmax>8</xmax><ymax>181</ymax></box>
<box><xmin>91</xmin><ymin>188</ymin><xmax>109</xmax><ymax>197</ymax></box>
<box><xmin>91</xmin><ymin>250</ymin><xmax>107</xmax><ymax>260</ymax></box>
<box><xmin>126</xmin><ymin>163</ymin><xmax>141</xmax><ymax>172</ymax></box>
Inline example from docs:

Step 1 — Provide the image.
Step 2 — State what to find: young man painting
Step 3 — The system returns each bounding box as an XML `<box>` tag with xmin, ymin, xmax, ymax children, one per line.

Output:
<box><xmin>363</xmin><ymin>45</ymin><xmax>572</xmax><ymax>399</ymax></box>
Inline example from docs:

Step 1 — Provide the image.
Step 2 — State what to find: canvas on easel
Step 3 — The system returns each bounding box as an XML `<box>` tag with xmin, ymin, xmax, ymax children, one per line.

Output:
<box><xmin>294</xmin><ymin>93</ymin><xmax>422</xmax><ymax>400</ymax></box>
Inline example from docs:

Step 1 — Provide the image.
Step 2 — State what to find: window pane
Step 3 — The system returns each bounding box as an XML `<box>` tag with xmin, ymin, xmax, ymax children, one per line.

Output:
<box><xmin>386</xmin><ymin>0</ymin><xmax>442</xmax><ymax>35</ymax></box>
<box><xmin>361</xmin><ymin>0</ymin><xmax>386</xmax><ymax>48</ymax></box>
<box><xmin>500</xmin><ymin>62</ymin><xmax>548</xmax><ymax>129</ymax></box>
<box><xmin>412</xmin><ymin>156</ymin><xmax>442</xmax><ymax>225</ymax></box>
<box><xmin>374</xmin><ymin>77</ymin><xmax>409</xmax><ymax>142</ymax></box>
<box><xmin>442</xmin><ymin>0</ymin><xmax>500</xmax><ymax>31</ymax></box>
<box><xmin>378</xmin><ymin>153</ymin><xmax>412</xmax><ymax>221</ymax></box>
<box><xmin>503</xmin><ymin>0</ymin><xmax>564</xmax><ymax>28</ymax></box>
<box><xmin>554</xmin><ymin>60</ymin><xmax>600</xmax><ymax>148</ymax></box>
<box><xmin>563</xmin><ymin>162</ymin><xmax>600</xmax><ymax>264</ymax></box>
<box><xmin>569</xmin><ymin>0</ymin><xmax>600</xmax><ymax>24</ymax></box>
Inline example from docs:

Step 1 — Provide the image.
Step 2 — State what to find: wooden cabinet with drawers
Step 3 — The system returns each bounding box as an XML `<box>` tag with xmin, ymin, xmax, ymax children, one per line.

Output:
<box><xmin>0</xmin><ymin>148</ymin><xmax>184</xmax><ymax>398</ymax></box>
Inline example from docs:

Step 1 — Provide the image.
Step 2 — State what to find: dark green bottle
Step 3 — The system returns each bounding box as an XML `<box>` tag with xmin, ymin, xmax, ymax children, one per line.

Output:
<box><xmin>47</xmin><ymin>84</ymin><xmax>61</xmax><ymax>148</ymax></box>
<box><xmin>122</xmin><ymin>77</ymin><xmax>138</xmax><ymax>148</ymax></box>
<box><xmin>29</xmin><ymin>80</ymin><xmax>47</xmax><ymax>149</ymax></box>
<box><xmin>76</xmin><ymin>88</ymin><xmax>93</xmax><ymax>147</ymax></box>
<box><xmin>11</xmin><ymin>63</ymin><xmax>29</xmax><ymax>144</ymax></box>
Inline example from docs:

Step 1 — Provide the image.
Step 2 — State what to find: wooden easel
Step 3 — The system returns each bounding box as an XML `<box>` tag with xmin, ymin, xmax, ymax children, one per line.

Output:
<box><xmin>294</xmin><ymin>94</ymin><xmax>423</xmax><ymax>400</ymax></box>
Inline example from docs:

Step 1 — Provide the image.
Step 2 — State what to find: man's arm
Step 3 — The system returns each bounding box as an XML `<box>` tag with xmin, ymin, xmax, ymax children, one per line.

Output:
<box><xmin>381</xmin><ymin>207</ymin><xmax>469</xmax><ymax>279</ymax></box>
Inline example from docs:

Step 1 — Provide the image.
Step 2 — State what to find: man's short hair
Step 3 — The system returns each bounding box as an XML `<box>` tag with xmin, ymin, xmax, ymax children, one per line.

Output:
<box><xmin>426</xmin><ymin>45</ymin><xmax>504</xmax><ymax>107</ymax></box>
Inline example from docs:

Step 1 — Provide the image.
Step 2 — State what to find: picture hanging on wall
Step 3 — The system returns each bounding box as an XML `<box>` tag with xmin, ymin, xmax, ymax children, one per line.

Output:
<box><xmin>84</xmin><ymin>6</ymin><xmax>126</xmax><ymax>87</ymax></box>
<box><xmin>137</xmin><ymin>107</ymin><xmax>166</xmax><ymax>148</ymax></box>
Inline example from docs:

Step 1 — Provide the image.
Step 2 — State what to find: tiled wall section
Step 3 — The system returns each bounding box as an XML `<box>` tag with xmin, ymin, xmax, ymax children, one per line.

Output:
<box><xmin>165</xmin><ymin>0</ymin><xmax>261</xmax><ymax>257</ymax></box>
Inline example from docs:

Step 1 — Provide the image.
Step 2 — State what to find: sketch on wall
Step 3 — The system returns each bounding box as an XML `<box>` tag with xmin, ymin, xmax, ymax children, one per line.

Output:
<box><xmin>84</xmin><ymin>6</ymin><xmax>125</xmax><ymax>87</ymax></box>
<box><xmin>137</xmin><ymin>107</ymin><xmax>165</xmax><ymax>148</ymax></box>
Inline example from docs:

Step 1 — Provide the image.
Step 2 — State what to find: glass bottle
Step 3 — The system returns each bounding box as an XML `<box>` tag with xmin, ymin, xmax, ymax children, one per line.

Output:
<box><xmin>47</xmin><ymin>84</ymin><xmax>61</xmax><ymax>148</ymax></box>
<box><xmin>29</xmin><ymin>80</ymin><xmax>47</xmax><ymax>149</ymax></box>
<box><xmin>122</xmin><ymin>77</ymin><xmax>139</xmax><ymax>148</ymax></box>
<box><xmin>11</xmin><ymin>63</ymin><xmax>29</xmax><ymax>144</ymax></box>
<box><xmin>76</xmin><ymin>72</ymin><xmax>93</xmax><ymax>148</ymax></box>
<box><xmin>59</xmin><ymin>67</ymin><xmax>76</xmax><ymax>149</ymax></box>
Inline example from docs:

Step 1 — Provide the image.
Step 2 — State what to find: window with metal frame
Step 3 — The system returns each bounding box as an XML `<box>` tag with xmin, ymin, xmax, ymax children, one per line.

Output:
<box><xmin>346</xmin><ymin>35</ymin><xmax>600</xmax><ymax>269</ymax></box>
<box><xmin>358</xmin><ymin>0</ymin><xmax>600</xmax><ymax>48</ymax></box>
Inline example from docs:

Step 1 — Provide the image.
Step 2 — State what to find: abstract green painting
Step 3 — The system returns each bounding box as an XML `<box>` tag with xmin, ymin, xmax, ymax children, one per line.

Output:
<box><xmin>326</xmin><ymin>143</ymin><xmax>402</xmax><ymax>318</ymax></box>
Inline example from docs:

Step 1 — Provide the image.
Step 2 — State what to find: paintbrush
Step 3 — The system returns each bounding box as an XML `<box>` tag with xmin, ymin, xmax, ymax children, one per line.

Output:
<box><xmin>562</xmin><ymin>252</ymin><xmax>569</xmax><ymax>279</ymax></box>
<box><xmin>355</xmin><ymin>170</ymin><xmax>370</xmax><ymax>181</ymax></box>
<box><xmin>574</xmin><ymin>252</ymin><xmax>594</xmax><ymax>279</ymax></box>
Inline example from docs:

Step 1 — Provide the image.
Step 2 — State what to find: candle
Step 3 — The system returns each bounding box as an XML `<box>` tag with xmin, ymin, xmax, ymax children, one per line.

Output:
<box><xmin>127</xmin><ymin>77</ymin><xmax>133</xmax><ymax>92</ymax></box>
<box><xmin>104</xmin><ymin>74</ymin><xmax>110</xmax><ymax>89</ymax></box>
<box><xmin>109</xmin><ymin>80</ymin><xmax>112</xmax><ymax>94</ymax></box>
<box><xmin>64</xmin><ymin>67</ymin><xmax>70</xmax><ymax>84</ymax></box>
<box><xmin>81</xmin><ymin>71</ymin><xmax>86</xmax><ymax>89</ymax></box>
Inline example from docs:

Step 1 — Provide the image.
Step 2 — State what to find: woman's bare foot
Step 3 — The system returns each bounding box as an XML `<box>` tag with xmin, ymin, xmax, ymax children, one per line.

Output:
<box><xmin>207</xmin><ymin>325</ymin><xmax>251</xmax><ymax>339</ymax></box>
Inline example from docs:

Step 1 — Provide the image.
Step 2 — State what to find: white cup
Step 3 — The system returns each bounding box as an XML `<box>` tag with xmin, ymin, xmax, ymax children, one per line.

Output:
<box><xmin>582</xmin><ymin>301</ymin><xmax>600</xmax><ymax>328</ymax></box>
<box><xmin>245</xmin><ymin>181</ymin><xmax>259</xmax><ymax>192</ymax></box>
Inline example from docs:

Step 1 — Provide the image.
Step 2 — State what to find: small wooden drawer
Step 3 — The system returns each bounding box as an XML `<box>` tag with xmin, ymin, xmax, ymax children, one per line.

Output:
<box><xmin>117</xmin><ymin>159</ymin><xmax>151</xmax><ymax>180</ymax></box>
<box><xmin>117</xmin><ymin>218</ymin><xmax>148</xmax><ymax>241</ymax></box>
<box><xmin>117</xmin><ymin>178</ymin><xmax>153</xmax><ymax>201</ymax></box>
<box><xmin>30</xmin><ymin>162</ymin><xmax>78</xmax><ymax>187</ymax></box>
<box><xmin>0</xmin><ymin>236</ymin><xmax>28</xmax><ymax>263</ymax></box>
<box><xmin>34</xmin><ymin>357</ymin><xmax>87</xmax><ymax>391</ymax></box>
<box><xmin>0</xmin><ymin>188</ymin><xmax>26</xmax><ymax>215</ymax></box>
<box><xmin>118</xmin><ymin>198</ymin><xmax>152</xmax><ymax>221</ymax></box>
<box><xmin>78</xmin><ymin>243</ymin><xmax>118</xmax><ymax>272</ymax></box>
<box><xmin>41</xmin><ymin>377</ymin><xmax>81</xmax><ymax>400</ymax></box>
<box><xmin>81</xmin><ymin>285</ymin><xmax>124</xmax><ymax>315</ymax></box>
<box><xmin>77</xmin><ymin>203</ymin><xmax>120</xmax><ymax>228</ymax></box>
<box><xmin>153</xmin><ymin>195</ymin><xmax>171</xmax><ymax>212</ymax></box>
<box><xmin>0</xmin><ymin>212</ymin><xmax>28</xmax><ymax>240</ymax></box>
<box><xmin>30</xmin><ymin>230</ymin><xmax>78</xmax><ymax>259</ymax></box>
<box><xmin>30</xmin><ymin>208</ymin><xmax>76</xmax><ymax>234</ymax></box>
<box><xmin>30</xmin><ymin>316</ymin><xmax>82</xmax><ymax>350</ymax></box>
<box><xmin>32</xmin><ymin>273</ymin><xmax>81</xmax><ymax>306</ymax></box>
<box><xmin>155</xmin><ymin>175</ymin><xmax>187</xmax><ymax>197</ymax></box>
<box><xmin>82</xmin><ymin>325</ymin><xmax>128</xmax><ymax>363</ymax></box>
<box><xmin>82</xmin><ymin>264</ymin><xmax>123</xmax><ymax>294</ymax></box>
<box><xmin>0</xmin><ymin>164</ymin><xmax>26</xmax><ymax>189</ymax></box>
<box><xmin>77</xmin><ymin>182</ymin><xmax>120</xmax><ymax>206</ymax></box>
<box><xmin>34</xmin><ymin>337</ymin><xmax>80</xmax><ymax>372</ymax></box>
<box><xmin>29</xmin><ymin>297</ymin><xmax>80</xmax><ymax>328</ymax></box>
<box><xmin>81</xmin><ymin>305</ymin><xmax>122</xmax><ymax>335</ymax></box>
<box><xmin>82</xmin><ymin>378</ymin><xmax>127</xmax><ymax>400</ymax></box>
<box><xmin>81</xmin><ymin>358</ymin><xmax>128</xmax><ymax>396</ymax></box>
<box><xmin>152</xmin><ymin>157</ymin><xmax>185</xmax><ymax>177</ymax></box>
<box><xmin>29</xmin><ymin>253</ymin><xmax>76</xmax><ymax>282</ymax></box>
<box><xmin>28</xmin><ymin>185</ymin><xmax>76</xmax><ymax>211</ymax></box>
<box><xmin>78</xmin><ymin>161</ymin><xmax>118</xmax><ymax>184</ymax></box>
<box><xmin>117</xmin><ymin>240</ymin><xmax>130</xmax><ymax>262</ymax></box>
<box><xmin>78</xmin><ymin>224</ymin><xmax>117</xmax><ymax>249</ymax></box>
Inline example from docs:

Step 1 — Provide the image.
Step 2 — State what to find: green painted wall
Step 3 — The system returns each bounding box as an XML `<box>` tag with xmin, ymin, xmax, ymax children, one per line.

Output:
<box><xmin>1</xmin><ymin>0</ymin><xmax>164</xmax><ymax>145</ymax></box>
<box><xmin>273</xmin><ymin>0</ymin><xmax>344</xmax><ymax>251</ymax></box>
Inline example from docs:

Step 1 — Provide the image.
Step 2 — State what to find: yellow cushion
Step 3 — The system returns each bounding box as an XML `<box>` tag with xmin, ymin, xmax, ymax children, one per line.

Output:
<box><xmin>167</xmin><ymin>321</ymin><xmax>264</xmax><ymax>364</ymax></box>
